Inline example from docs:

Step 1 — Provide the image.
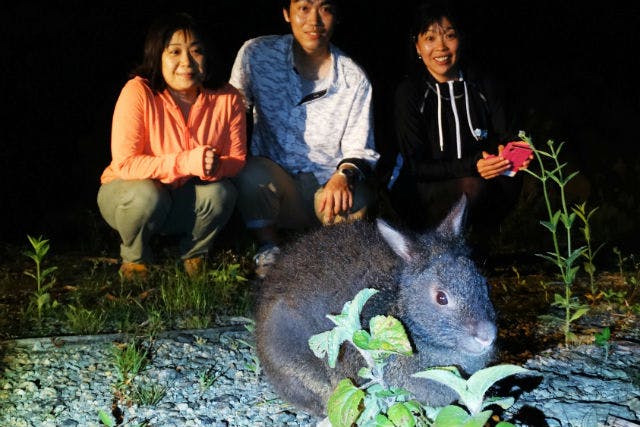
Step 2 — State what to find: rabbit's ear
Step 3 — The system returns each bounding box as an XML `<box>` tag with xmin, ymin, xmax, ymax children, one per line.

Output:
<box><xmin>376</xmin><ymin>219</ymin><xmax>413</xmax><ymax>262</ymax></box>
<box><xmin>436</xmin><ymin>194</ymin><xmax>468</xmax><ymax>238</ymax></box>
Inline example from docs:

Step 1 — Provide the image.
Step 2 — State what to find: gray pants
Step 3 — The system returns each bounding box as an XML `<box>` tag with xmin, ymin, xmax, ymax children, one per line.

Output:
<box><xmin>97</xmin><ymin>178</ymin><xmax>237</xmax><ymax>264</ymax></box>
<box><xmin>234</xmin><ymin>156</ymin><xmax>375</xmax><ymax>230</ymax></box>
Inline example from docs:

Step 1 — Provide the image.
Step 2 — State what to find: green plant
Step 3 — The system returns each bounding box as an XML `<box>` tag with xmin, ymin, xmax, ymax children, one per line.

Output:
<box><xmin>237</xmin><ymin>320</ymin><xmax>261</xmax><ymax>375</ymax></box>
<box><xmin>594</xmin><ymin>326</ymin><xmax>611</xmax><ymax>361</ymax></box>
<box><xmin>414</xmin><ymin>365</ymin><xmax>529</xmax><ymax>427</ymax></box>
<box><xmin>198</xmin><ymin>364</ymin><xmax>229</xmax><ymax>391</ymax></box>
<box><xmin>521</xmin><ymin>132</ymin><xmax>589</xmax><ymax>346</ymax></box>
<box><xmin>601</xmin><ymin>289</ymin><xmax>626</xmax><ymax>305</ymax></box>
<box><xmin>511</xmin><ymin>266</ymin><xmax>527</xmax><ymax>287</ymax></box>
<box><xmin>139</xmin><ymin>308</ymin><xmax>165</xmax><ymax>338</ymax></box>
<box><xmin>572</xmin><ymin>202</ymin><xmax>605</xmax><ymax>295</ymax></box>
<box><xmin>182</xmin><ymin>313</ymin><xmax>212</xmax><ymax>329</ymax></box>
<box><xmin>64</xmin><ymin>304</ymin><xmax>106</xmax><ymax>335</ymax></box>
<box><xmin>613</xmin><ymin>247</ymin><xmax>626</xmax><ymax>283</ymax></box>
<box><xmin>23</xmin><ymin>235</ymin><xmax>59</xmax><ymax>320</ymax></box>
<box><xmin>98</xmin><ymin>409</ymin><xmax>117</xmax><ymax>427</ymax></box>
<box><xmin>160</xmin><ymin>259</ymin><xmax>250</xmax><ymax>328</ymax></box>
<box><xmin>611</xmin><ymin>248</ymin><xmax>640</xmax><ymax>304</ymax></box>
<box><xmin>112</xmin><ymin>339</ymin><xmax>150</xmax><ymax>394</ymax></box>
<box><xmin>97</xmin><ymin>408</ymin><xmax>148</xmax><ymax>427</ymax></box>
<box><xmin>309</xmin><ymin>288</ymin><xmax>528</xmax><ymax>427</ymax></box>
<box><xmin>160</xmin><ymin>270</ymin><xmax>210</xmax><ymax>316</ymax></box>
<box><xmin>131</xmin><ymin>382</ymin><xmax>166</xmax><ymax>405</ymax></box>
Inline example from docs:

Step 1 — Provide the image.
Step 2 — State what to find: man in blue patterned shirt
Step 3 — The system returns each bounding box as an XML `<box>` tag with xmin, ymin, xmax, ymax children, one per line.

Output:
<box><xmin>230</xmin><ymin>0</ymin><xmax>379</xmax><ymax>277</ymax></box>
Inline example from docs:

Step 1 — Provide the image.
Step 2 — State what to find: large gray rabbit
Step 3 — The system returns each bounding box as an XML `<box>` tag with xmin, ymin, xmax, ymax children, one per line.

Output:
<box><xmin>254</xmin><ymin>195</ymin><xmax>497</xmax><ymax>417</ymax></box>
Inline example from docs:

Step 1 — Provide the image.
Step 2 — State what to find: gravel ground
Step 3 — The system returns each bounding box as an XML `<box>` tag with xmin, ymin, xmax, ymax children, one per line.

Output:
<box><xmin>2</xmin><ymin>323</ymin><xmax>639</xmax><ymax>427</ymax></box>
<box><xmin>0</xmin><ymin>325</ymin><xmax>319</xmax><ymax>427</ymax></box>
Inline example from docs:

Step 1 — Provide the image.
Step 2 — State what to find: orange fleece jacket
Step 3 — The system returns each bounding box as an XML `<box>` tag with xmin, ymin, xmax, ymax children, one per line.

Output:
<box><xmin>100</xmin><ymin>77</ymin><xmax>247</xmax><ymax>186</ymax></box>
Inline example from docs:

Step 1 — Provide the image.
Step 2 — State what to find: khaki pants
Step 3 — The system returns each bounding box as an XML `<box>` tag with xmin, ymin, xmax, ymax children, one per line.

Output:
<box><xmin>234</xmin><ymin>156</ymin><xmax>376</xmax><ymax>230</ymax></box>
<box><xmin>97</xmin><ymin>178</ymin><xmax>237</xmax><ymax>263</ymax></box>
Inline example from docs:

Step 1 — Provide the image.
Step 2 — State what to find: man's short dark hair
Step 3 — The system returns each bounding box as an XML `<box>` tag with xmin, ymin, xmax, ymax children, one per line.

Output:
<box><xmin>280</xmin><ymin>0</ymin><xmax>341</xmax><ymax>13</ymax></box>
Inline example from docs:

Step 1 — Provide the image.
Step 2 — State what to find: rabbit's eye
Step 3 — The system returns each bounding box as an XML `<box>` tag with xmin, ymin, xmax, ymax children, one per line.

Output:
<box><xmin>436</xmin><ymin>291</ymin><xmax>448</xmax><ymax>305</ymax></box>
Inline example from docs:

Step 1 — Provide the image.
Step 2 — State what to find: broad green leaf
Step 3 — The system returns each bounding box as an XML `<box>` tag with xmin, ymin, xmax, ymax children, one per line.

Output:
<box><xmin>327</xmin><ymin>378</ymin><xmax>365</xmax><ymax>427</ymax></box>
<box><xmin>353</xmin><ymin>315</ymin><xmax>412</xmax><ymax>356</ymax></box>
<box><xmin>353</xmin><ymin>329</ymin><xmax>373</xmax><ymax>349</ymax></box>
<box><xmin>309</xmin><ymin>328</ymin><xmax>351</xmax><ymax>368</ymax></box>
<box><xmin>595</xmin><ymin>327</ymin><xmax>611</xmax><ymax>347</ymax></box>
<box><xmin>387</xmin><ymin>402</ymin><xmax>415</xmax><ymax>427</ymax></box>
<box><xmin>327</xmin><ymin>287</ymin><xmax>378</xmax><ymax>331</ymax></box>
<box><xmin>412</xmin><ymin>366</ymin><xmax>466</xmax><ymax>398</ymax></box>
<box><xmin>309</xmin><ymin>288</ymin><xmax>379</xmax><ymax>367</ymax></box>
<box><xmin>496</xmin><ymin>422</ymin><xmax>516</xmax><ymax>427</ymax></box>
<box><xmin>98</xmin><ymin>409</ymin><xmax>115</xmax><ymax>427</ymax></box>
<box><xmin>358</xmin><ymin>394</ymin><xmax>382</xmax><ymax>425</ymax></box>
<box><xmin>402</xmin><ymin>400</ymin><xmax>424</xmax><ymax>414</ymax></box>
<box><xmin>433</xmin><ymin>405</ymin><xmax>470</xmax><ymax>426</ymax></box>
<box><xmin>369</xmin><ymin>316</ymin><xmax>412</xmax><ymax>354</ymax></box>
<box><xmin>461</xmin><ymin>410</ymin><xmax>493</xmax><ymax>427</ymax></box>
<box><xmin>371</xmin><ymin>414</ymin><xmax>394</xmax><ymax>427</ymax></box>
<box><xmin>464</xmin><ymin>365</ymin><xmax>530</xmax><ymax>414</ymax></box>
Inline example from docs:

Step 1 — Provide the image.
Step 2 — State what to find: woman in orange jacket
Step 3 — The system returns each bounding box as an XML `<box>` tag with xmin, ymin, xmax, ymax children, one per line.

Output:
<box><xmin>97</xmin><ymin>12</ymin><xmax>247</xmax><ymax>279</ymax></box>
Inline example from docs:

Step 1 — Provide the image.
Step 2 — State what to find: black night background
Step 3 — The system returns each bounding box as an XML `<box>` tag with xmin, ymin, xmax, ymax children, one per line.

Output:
<box><xmin>2</xmin><ymin>0</ymin><xmax>639</xmax><ymax>253</ymax></box>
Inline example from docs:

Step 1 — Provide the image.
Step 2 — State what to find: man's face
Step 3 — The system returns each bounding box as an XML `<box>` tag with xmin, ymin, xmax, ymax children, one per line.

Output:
<box><xmin>283</xmin><ymin>0</ymin><xmax>337</xmax><ymax>55</ymax></box>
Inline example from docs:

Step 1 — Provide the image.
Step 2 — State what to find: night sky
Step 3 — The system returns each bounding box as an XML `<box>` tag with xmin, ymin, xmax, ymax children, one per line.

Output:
<box><xmin>2</xmin><ymin>1</ymin><xmax>639</xmax><ymax>249</ymax></box>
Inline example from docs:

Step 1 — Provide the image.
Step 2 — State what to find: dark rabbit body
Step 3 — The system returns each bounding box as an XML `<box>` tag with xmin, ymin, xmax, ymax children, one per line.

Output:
<box><xmin>254</xmin><ymin>196</ymin><xmax>497</xmax><ymax>416</ymax></box>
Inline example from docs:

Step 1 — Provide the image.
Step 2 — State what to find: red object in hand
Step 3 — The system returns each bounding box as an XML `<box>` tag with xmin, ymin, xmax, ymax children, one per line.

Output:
<box><xmin>501</xmin><ymin>141</ymin><xmax>532</xmax><ymax>176</ymax></box>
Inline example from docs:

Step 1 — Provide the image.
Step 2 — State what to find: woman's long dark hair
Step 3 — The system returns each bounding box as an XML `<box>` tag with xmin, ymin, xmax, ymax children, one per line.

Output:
<box><xmin>131</xmin><ymin>12</ymin><xmax>226</xmax><ymax>92</ymax></box>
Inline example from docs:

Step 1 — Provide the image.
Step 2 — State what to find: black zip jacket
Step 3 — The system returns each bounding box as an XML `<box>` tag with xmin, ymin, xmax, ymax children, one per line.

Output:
<box><xmin>391</xmin><ymin>67</ymin><xmax>517</xmax><ymax>184</ymax></box>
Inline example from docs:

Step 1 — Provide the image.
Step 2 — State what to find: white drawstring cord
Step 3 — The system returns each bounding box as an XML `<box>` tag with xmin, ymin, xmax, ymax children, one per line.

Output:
<box><xmin>436</xmin><ymin>84</ymin><xmax>444</xmax><ymax>151</ymax></box>
<box><xmin>463</xmin><ymin>81</ymin><xmax>480</xmax><ymax>141</ymax></box>
<box><xmin>447</xmin><ymin>81</ymin><xmax>462</xmax><ymax>159</ymax></box>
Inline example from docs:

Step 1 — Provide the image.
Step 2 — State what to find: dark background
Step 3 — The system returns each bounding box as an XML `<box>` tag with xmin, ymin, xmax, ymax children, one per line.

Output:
<box><xmin>2</xmin><ymin>1</ymin><xmax>639</xmax><ymax>253</ymax></box>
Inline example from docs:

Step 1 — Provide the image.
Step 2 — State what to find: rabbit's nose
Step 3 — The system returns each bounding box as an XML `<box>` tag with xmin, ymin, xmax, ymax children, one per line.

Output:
<box><xmin>473</xmin><ymin>320</ymin><xmax>497</xmax><ymax>349</ymax></box>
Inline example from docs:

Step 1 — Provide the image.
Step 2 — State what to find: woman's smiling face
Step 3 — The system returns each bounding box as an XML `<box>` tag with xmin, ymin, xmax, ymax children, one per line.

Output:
<box><xmin>161</xmin><ymin>29</ymin><xmax>206</xmax><ymax>95</ymax></box>
<box><xmin>415</xmin><ymin>16</ymin><xmax>460</xmax><ymax>82</ymax></box>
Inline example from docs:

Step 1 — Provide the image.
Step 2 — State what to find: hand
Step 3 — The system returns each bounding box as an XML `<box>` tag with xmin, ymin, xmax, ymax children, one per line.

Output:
<box><xmin>317</xmin><ymin>172</ymin><xmax>353</xmax><ymax>224</ymax></box>
<box><xmin>203</xmin><ymin>147</ymin><xmax>218</xmax><ymax>176</ymax></box>
<box><xmin>476</xmin><ymin>146</ymin><xmax>511</xmax><ymax>179</ymax></box>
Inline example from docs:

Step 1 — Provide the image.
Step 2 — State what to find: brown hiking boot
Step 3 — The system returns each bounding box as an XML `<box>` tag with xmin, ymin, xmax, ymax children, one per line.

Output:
<box><xmin>119</xmin><ymin>262</ymin><xmax>149</xmax><ymax>281</ymax></box>
<box><xmin>184</xmin><ymin>257</ymin><xmax>205</xmax><ymax>278</ymax></box>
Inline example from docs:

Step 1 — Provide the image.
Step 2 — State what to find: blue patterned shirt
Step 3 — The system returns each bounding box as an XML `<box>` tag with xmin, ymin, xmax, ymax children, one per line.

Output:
<box><xmin>229</xmin><ymin>34</ymin><xmax>379</xmax><ymax>183</ymax></box>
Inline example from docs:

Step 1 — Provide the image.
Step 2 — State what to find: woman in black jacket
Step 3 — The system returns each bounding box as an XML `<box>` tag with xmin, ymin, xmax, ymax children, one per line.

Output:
<box><xmin>388</xmin><ymin>2</ymin><xmax>531</xmax><ymax>239</ymax></box>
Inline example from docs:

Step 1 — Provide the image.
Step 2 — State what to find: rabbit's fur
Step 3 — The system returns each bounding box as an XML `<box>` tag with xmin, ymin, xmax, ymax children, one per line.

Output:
<box><xmin>254</xmin><ymin>196</ymin><xmax>497</xmax><ymax>416</ymax></box>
